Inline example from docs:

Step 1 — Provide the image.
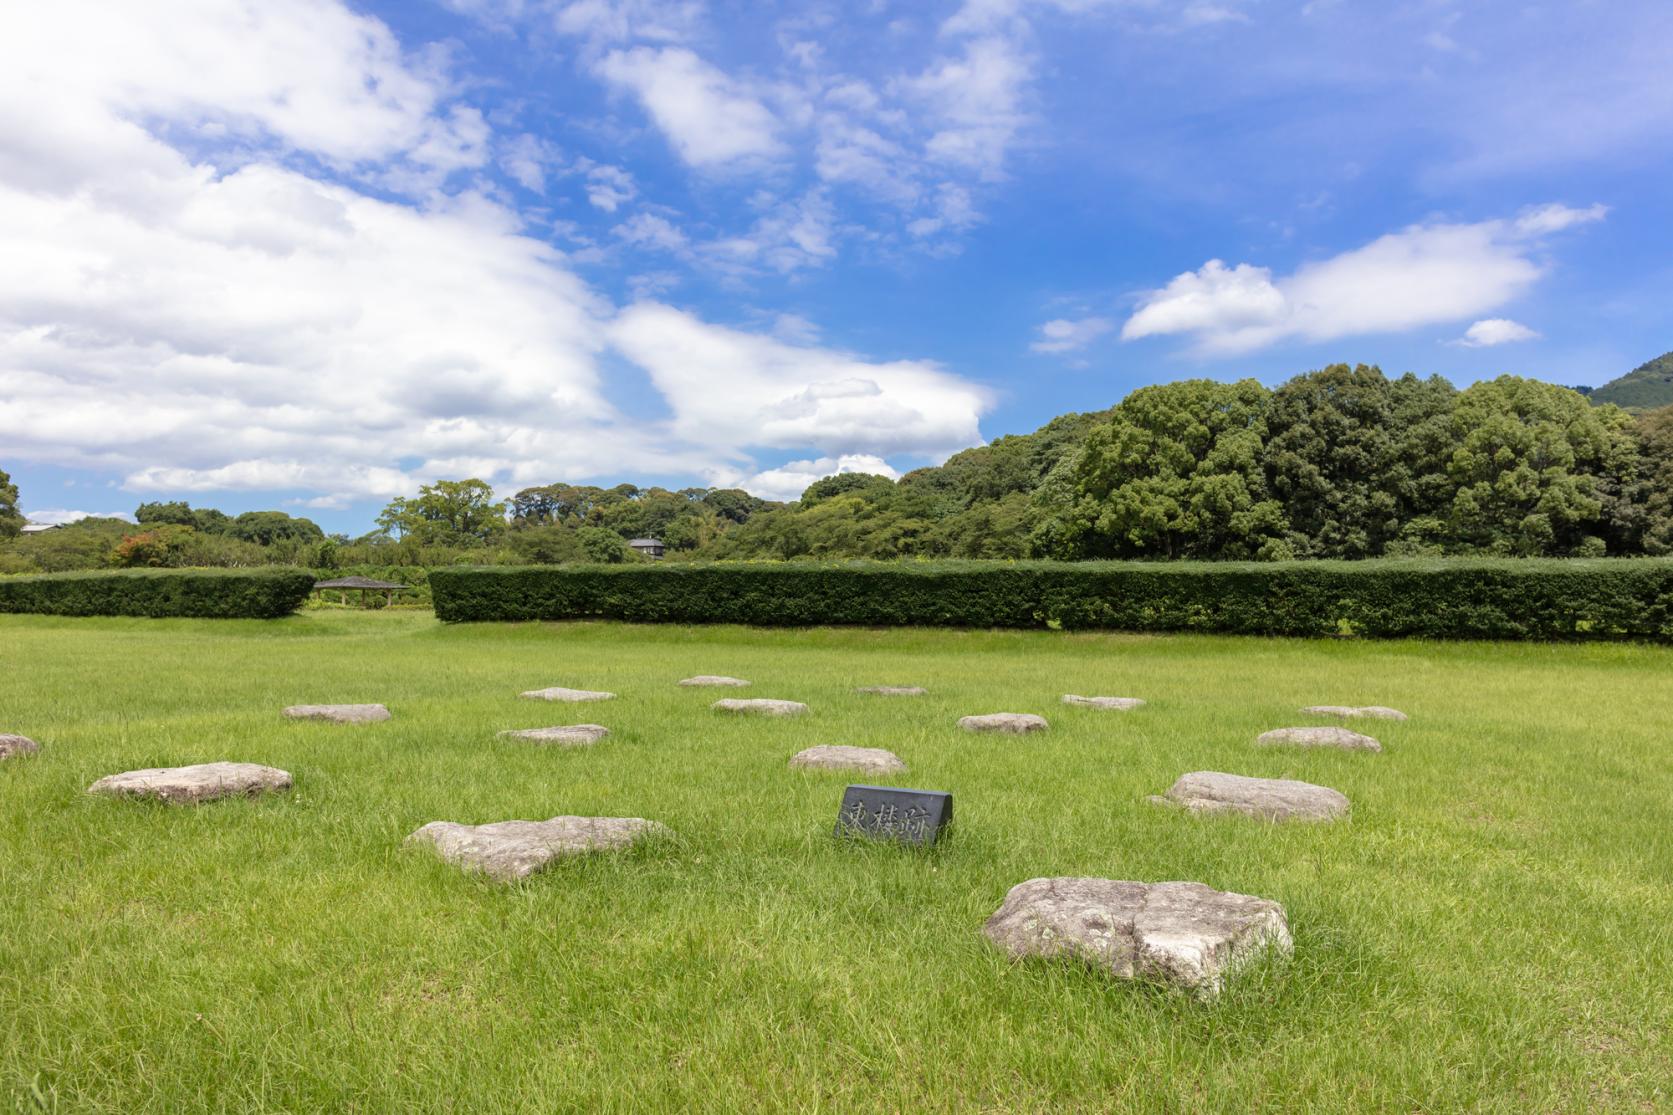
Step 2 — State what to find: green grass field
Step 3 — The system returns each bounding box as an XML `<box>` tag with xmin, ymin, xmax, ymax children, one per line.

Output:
<box><xmin>3</xmin><ymin>611</ymin><xmax>1671</xmax><ymax>1112</ymax></box>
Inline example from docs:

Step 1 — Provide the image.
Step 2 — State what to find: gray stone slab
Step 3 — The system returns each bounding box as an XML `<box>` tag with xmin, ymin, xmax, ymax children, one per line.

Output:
<box><xmin>679</xmin><ymin>676</ymin><xmax>750</xmax><ymax>687</ymax></box>
<box><xmin>283</xmin><ymin>703</ymin><xmax>390</xmax><ymax>723</ymax></box>
<box><xmin>983</xmin><ymin>877</ymin><xmax>1291</xmax><ymax>997</ymax></box>
<box><xmin>1257</xmin><ymin>726</ymin><xmax>1382</xmax><ymax>752</ymax></box>
<box><xmin>1301</xmin><ymin>705</ymin><xmax>1408</xmax><ymax>721</ymax></box>
<box><xmin>1061</xmin><ymin>695</ymin><xmax>1145</xmax><ymax>711</ymax></box>
<box><xmin>88</xmin><ymin>762</ymin><xmax>292</xmax><ymax>804</ymax></box>
<box><xmin>497</xmin><ymin>725</ymin><xmax>610</xmax><ymax>746</ymax></box>
<box><xmin>856</xmin><ymin>686</ymin><xmax>928</xmax><ymax>697</ymax></box>
<box><xmin>0</xmin><ymin>733</ymin><xmax>40</xmax><ymax>761</ymax></box>
<box><xmin>520</xmin><ymin>687</ymin><xmax>615</xmax><ymax>703</ymax></box>
<box><xmin>712</xmin><ymin>698</ymin><xmax>808</xmax><ymax>716</ymax></box>
<box><xmin>790</xmin><ymin>745</ymin><xmax>907</xmax><ymax>775</ymax></box>
<box><xmin>407</xmin><ymin>816</ymin><xmax>670</xmax><ymax>882</ymax></box>
<box><xmin>958</xmin><ymin>713</ymin><xmax>1049</xmax><ymax>734</ymax></box>
<box><xmin>1156</xmin><ymin>770</ymin><xmax>1349</xmax><ymax>822</ymax></box>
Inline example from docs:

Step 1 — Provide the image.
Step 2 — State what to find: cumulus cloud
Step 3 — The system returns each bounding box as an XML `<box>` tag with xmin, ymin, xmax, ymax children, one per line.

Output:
<box><xmin>1031</xmin><ymin>316</ymin><xmax>1115</xmax><ymax>354</ymax></box>
<box><xmin>1456</xmin><ymin>318</ymin><xmax>1540</xmax><ymax>347</ymax></box>
<box><xmin>0</xmin><ymin>0</ymin><xmax>993</xmax><ymax>506</ymax></box>
<box><xmin>596</xmin><ymin>47</ymin><xmax>785</xmax><ymax>168</ymax></box>
<box><xmin>1122</xmin><ymin>205</ymin><xmax>1603</xmax><ymax>354</ymax></box>
<box><xmin>609</xmin><ymin>303</ymin><xmax>990</xmax><ymax>459</ymax></box>
<box><xmin>730</xmin><ymin>454</ymin><xmax>901</xmax><ymax>502</ymax></box>
<box><xmin>0</xmin><ymin>0</ymin><xmax>488</xmax><ymax>189</ymax></box>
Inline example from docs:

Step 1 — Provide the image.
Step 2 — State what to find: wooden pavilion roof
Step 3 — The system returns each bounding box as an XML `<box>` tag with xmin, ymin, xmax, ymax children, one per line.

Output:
<box><xmin>313</xmin><ymin>576</ymin><xmax>413</xmax><ymax>591</ymax></box>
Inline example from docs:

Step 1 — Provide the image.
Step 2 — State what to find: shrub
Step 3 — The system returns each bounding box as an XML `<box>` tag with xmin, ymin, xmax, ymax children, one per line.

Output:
<box><xmin>0</xmin><ymin>568</ymin><xmax>316</xmax><ymax>619</ymax></box>
<box><xmin>430</xmin><ymin>559</ymin><xmax>1673</xmax><ymax>641</ymax></box>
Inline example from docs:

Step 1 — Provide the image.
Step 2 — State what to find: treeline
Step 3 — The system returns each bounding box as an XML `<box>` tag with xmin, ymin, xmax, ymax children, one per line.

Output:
<box><xmin>711</xmin><ymin>368</ymin><xmax>1673</xmax><ymax>561</ymax></box>
<box><xmin>4</xmin><ymin>365</ymin><xmax>1673</xmax><ymax>575</ymax></box>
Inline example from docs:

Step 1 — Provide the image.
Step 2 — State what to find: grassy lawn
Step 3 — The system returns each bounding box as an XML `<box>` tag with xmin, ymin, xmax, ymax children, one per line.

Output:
<box><xmin>2</xmin><ymin>611</ymin><xmax>1671</xmax><ymax>1112</ymax></box>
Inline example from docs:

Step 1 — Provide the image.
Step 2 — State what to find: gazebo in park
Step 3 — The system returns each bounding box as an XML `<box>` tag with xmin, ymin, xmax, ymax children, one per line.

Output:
<box><xmin>312</xmin><ymin>576</ymin><xmax>414</xmax><ymax>608</ymax></box>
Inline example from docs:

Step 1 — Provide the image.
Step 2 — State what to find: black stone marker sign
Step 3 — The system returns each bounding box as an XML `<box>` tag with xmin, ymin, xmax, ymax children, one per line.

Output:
<box><xmin>835</xmin><ymin>784</ymin><xmax>952</xmax><ymax>846</ymax></box>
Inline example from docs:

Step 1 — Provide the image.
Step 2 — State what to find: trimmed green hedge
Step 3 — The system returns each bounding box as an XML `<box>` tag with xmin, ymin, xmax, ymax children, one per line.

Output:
<box><xmin>430</xmin><ymin>559</ymin><xmax>1673</xmax><ymax>640</ymax></box>
<box><xmin>0</xmin><ymin>568</ymin><xmax>316</xmax><ymax>619</ymax></box>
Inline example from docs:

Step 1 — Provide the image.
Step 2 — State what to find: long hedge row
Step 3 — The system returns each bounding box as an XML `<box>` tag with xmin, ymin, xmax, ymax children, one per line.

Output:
<box><xmin>0</xmin><ymin>568</ymin><xmax>316</xmax><ymax>619</ymax></box>
<box><xmin>430</xmin><ymin>559</ymin><xmax>1673</xmax><ymax>640</ymax></box>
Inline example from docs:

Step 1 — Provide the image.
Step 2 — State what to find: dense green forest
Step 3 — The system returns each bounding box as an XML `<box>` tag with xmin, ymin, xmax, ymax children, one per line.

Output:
<box><xmin>5</xmin><ymin>365</ymin><xmax>1673</xmax><ymax>576</ymax></box>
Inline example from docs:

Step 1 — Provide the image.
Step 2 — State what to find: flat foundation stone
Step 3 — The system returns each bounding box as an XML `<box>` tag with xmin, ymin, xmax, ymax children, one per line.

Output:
<box><xmin>1257</xmin><ymin>726</ymin><xmax>1382</xmax><ymax>752</ymax></box>
<box><xmin>520</xmin><ymin>687</ymin><xmax>615</xmax><ymax>702</ymax></box>
<box><xmin>0</xmin><ymin>734</ymin><xmax>40</xmax><ymax>760</ymax></box>
<box><xmin>283</xmin><ymin>703</ymin><xmax>390</xmax><ymax>723</ymax></box>
<box><xmin>1061</xmin><ymin>695</ymin><xmax>1145</xmax><ymax>711</ymax></box>
<box><xmin>407</xmin><ymin>816</ymin><xmax>670</xmax><ymax>882</ymax></box>
<box><xmin>1155</xmin><ymin>771</ymin><xmax>1348</xmax><ymax>822</ymax></box>
<box><xmin>789</xmin><ymin>745</ymin><xmax>907</xmax><ymax>775</ymax></box>
<box><xmin>856</xmin><ymin>686</ymin><xmax>928</xmax><ymax>697</ymax></box>
<box><xmin>498</xmin><ymin>725</ymin><xmax>610</xmax><ymax>746</ymax></box>
<box><xmin>712</xmin><ymin>698</ymin><xmax>808</xmax><ymax>716</ymax></box>
<box><xmin>1300</xmin><ymin>705</ymin><xmax>1408</xmax><ymax>722</ymax></box>
<box><xmin>983</xmin><ymin>877</ymin><xmax>1291</xmax><ymax>997</ymax></box>
<box><xmin>959</xmin><ymin>713</ymin><xmax>1048</xmax><ymax>734</ymax></box>
<box><xmin>88</xmin><ymin>762</ymin><xmax>292</xmax><ymax>804</ymax></box>
<box><xmin>679</xmin><ymin>675</ymin><xmax>750</xmax><ymax>687</ymax></box>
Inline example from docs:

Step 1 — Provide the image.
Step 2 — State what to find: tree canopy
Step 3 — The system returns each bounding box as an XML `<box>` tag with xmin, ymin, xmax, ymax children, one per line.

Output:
<box><xmin>6</xmin><ymin>365</ymin><xmax>1672</xmax><ymax>576</ymax></box>
<box><xmin>0</xmin><ymin>467</ymin><xmax>21</xmax><ymax>540</ymax></box>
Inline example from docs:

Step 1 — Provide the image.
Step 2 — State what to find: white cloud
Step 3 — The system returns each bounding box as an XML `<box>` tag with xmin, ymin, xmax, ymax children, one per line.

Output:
<box><xmin>1456</xmin><ymin>318</ymin><xmax>1540</xmax><ymax>347</ymax></box>
<box><xmin>0</xmin><ymin>0</ymin><xmax>488</xmax><ymax>187</ymax></box>
<box><xmin>614</xmin><ymin>212</ymin><xmax>689</xmax><ymax>252</ymax></box>
<box><xmin>0</xmin><ymin>0</ymin><xmax>993</xmax><ymax>506</ymax></box>
<box><xmin>596</xmin><ymin>47</ymin><xmax>785</xmax><ymax>168</ymax></box>
<box><xmin>583</xmin><ymin>163</ymin><xmax>638</xmax><ymax>211</ymax></box>
<box><xmin>905</xmin><ymin>36</ymin><xmax>1032</xmax><ymax>179</ymax></box>
<box><xmin>1031</xmin><ymin>316</ymin><xmax>1115</xmax><ymax>354</ymax></box>
<box><xmin>554</xmin><ymin>0</ymin><xmax>704</xmax><ymax>44</ymax></box>
<box><xmin>701</xmin><ymin>191</ymin><xmax>839</xmax><ymax>274</ymax></box>
<box><xmin>500</xmin><ymin>133</ymin><xmax>562</xmax><ymax>192</ymax></box>
<box><xmin>20</xmin><ymin>509</ymin><xmax>135</xmax><ymax>526</ymax></box>
<box><xmin>1512</xmin><ymin>202</ymin><xmax>1609</xmax><ymax>236</ymax></box>
<box><xmin>609</xmin><ymin>303</ymin><xmax>990</xmax><ymax>458</ymax></box>
<box><xmin>729</xmin><ymin>455</ymin><xmax>900</xmax><ymax>502</ymax></box>
<box><xmin>1122</xmin><ymin>206</ymin><xmax>1603</xmax><ymax>354</ymax></box>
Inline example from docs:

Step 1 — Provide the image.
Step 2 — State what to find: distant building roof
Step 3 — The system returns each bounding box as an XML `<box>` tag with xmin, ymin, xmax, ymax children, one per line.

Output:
<box><xmin>627</xmin><ymin>538</ymin><xmax>663</xmax><ymax>547</ymax></box>
<box><xmin>314</xmin><ymin>576</ymin><xmax>413</xmax><ymax>591</ymax></box>
<box><xmin>19</xmin><ymin>522</ymin><xmax>58</xmax><ymax>534</ymax></box>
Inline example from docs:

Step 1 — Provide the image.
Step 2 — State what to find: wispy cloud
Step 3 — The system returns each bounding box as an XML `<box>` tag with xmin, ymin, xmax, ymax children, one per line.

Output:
<box><xmin>1032</xmin><ymin>316</ymin><xmax>1114</xmax><ymax>354</ymax></box>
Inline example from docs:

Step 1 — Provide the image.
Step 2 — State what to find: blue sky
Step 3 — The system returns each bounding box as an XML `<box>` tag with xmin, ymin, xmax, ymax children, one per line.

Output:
<box><xmin>2</xmin><ymin>0</ymin><xmax>1669</xmax><ymax>533</ymax></box>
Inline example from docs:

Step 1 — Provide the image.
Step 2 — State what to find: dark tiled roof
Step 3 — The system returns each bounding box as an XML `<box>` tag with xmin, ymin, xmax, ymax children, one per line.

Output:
<box><xmin>313</xmin><ymin>576</ymin><xmax>412</xmax><ymax>591</ymax></box>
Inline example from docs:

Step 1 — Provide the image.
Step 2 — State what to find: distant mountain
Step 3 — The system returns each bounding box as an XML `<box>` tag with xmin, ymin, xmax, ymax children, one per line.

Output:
<box><xmin>1591</xmin><ymin>352</ymin><xmax>1673</xmax><ymax>411</ymax></box>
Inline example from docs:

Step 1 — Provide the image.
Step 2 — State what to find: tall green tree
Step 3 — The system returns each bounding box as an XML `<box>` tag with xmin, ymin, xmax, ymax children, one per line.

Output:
<box><xmin>135</xmin><ymin>501</ymin><xmax>197</xmax><ymax>527</ymax></box>
<box><xmin>799</xmin><ymin>473</ymin><xmax>896</xmax><ymax>505</ymax></box>
<box><xmin>1034</xmin><ymin>379</ymin><xmax>1289</xmax><ymax>560</ymax></box>
<box><xmin>1262</xmin><ymin>365</ymin><xmax>1457</xmax><ymax>557</ymax></box>
<box><xmin>1443</xmin><ymin>376</ymin><xmax>1637</xmax><ymax>555</ymax></box>
<box><xmin>0</xmin><ymin>466</ymin><xmax>22</xmax><ymax>539</ymax></box>
<box><xmin>377</xmin><ymin>479</ymin><xmax>506</xmax><ymax>545</ymax></box>
<box><xmin>226</xmin><ymin>510</ymin><xmax>324</xmax><ymax>546</ymax></box>
<box><xmin>1633</xmin><ymin>404</ymin><xmax>1673</xmax><ymax>554</ymax></box>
